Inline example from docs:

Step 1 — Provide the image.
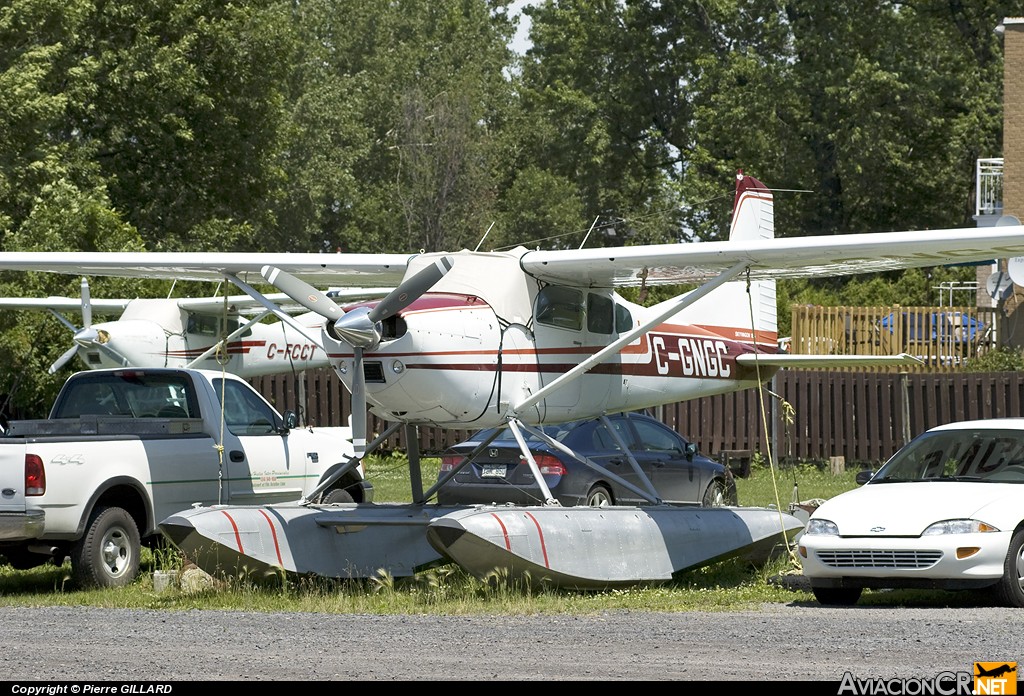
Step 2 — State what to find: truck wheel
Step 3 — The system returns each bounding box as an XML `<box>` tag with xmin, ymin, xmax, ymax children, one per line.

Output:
<box><xmin>70</xmin><ymin>506</ymin><xmax>141</xmax><ymax>589</ymax></box>
<box><xmin>322</xmin><ymin>488</ymin><xmax>354</xmax><ymax>505</ymax></box>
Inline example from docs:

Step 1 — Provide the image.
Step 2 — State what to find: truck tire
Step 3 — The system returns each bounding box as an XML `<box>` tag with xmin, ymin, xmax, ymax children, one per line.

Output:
<box><xmin>322</xmin><ymin>488</ymin><xmax>354</xmax><ymax>505</ymax></box>
<box><xmin>70</xmin><ymin>506</ymin><xmax>141</xmax><ymax>589</ymax></box>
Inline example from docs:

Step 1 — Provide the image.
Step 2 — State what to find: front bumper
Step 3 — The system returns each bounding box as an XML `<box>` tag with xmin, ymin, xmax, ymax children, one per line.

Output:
<box><xmin>799</xmin><ymin>530</ymin><xmax>1011</xmax><ymax>589</ymax></box>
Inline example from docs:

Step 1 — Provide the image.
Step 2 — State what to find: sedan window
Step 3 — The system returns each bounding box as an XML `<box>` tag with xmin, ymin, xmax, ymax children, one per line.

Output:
<box><xmin>631</xmin><ymin>418</ymin><xmax>682</xmax><ymax>453</ymax></box>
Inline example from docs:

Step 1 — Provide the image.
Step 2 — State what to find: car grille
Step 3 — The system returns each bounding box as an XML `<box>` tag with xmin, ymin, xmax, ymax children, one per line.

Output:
<box><xmin>814</xmin><ymin>550</ymin><xmax>942</xmax><ymax>569</ymax></box>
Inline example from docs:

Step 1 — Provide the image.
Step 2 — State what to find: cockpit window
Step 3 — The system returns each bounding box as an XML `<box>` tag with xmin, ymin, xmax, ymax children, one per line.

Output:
<box><xmin>587</xmin><ymin>293</ymin><xmax>614</xmax><ymax>334</ymax></box>
<box><xmin>535</xmin><ymin>286</ymin><xmax>583</xmax><ymax>331</ymax></box>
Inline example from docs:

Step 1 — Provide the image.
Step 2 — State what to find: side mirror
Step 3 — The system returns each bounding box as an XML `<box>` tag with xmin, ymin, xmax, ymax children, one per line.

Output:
<box><xmin>855</xmin><ymin>470</ymin><xmax>875</xmax><ymax>485</ymax></box>
<box><xmin>684</xmin><ymin>442</ymin><xmax>697</xmax><ymax>461</ymax></box>
<box><xmin>282</xmin><ymin>410</ymin><xmax>298</xmax><ymax>431</ymax></box>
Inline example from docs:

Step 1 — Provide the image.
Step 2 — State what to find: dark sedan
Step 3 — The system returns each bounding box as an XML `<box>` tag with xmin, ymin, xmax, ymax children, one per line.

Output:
<box><xmin>434</xmin><ymin>412</ymin><xmax>738</xmax><ymax>508</ymax></box>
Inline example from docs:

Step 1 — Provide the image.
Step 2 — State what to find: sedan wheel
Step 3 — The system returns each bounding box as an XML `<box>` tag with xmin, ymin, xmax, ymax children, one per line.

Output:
<box><xmin>702</xmin><ymin>480</ymin><xmax>728</xmax><ymax>507</ymax></box>
<box><xmin>995</xmin><ymin>528</ymin><xmax>1024</xmax><ymax>608</ymax></box>
<box><xmin>585</xmin><ymin>485</ymin><xmax>613</xmax><ymax>507</ymax></box>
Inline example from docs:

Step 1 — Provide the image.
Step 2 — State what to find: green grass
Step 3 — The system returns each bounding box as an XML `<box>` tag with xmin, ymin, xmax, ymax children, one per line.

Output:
<box><xmin>0</xmin><ymin>455</ymin><xmax>994</xmax><ymax>612</ymax></box>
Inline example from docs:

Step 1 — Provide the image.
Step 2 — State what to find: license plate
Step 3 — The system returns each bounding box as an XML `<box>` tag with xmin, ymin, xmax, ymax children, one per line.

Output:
<box><xmin>481</xmin><ymin>464</ymin><xmax>507</xmax><ymax>479</ymax></box>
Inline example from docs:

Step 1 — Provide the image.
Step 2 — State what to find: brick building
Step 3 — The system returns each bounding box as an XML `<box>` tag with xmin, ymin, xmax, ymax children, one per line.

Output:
<box><xmin>976</xmin><ymin>17</ymin><xmax>1024</xmax><ymax>344</ymax></box>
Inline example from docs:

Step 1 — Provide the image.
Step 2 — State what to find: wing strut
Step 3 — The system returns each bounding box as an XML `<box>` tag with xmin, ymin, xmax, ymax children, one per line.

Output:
<box><xmin>185</xmin><ymin>308</ymin><xmax>287</xmax><ymax>368</ymax></box>
<box><xmin>222</xmin><ymin>273</ymin><xmax>325</xmax><ymax>348</ymax></box>
<box><xmin>512</xmin><ymin>260</ymin><xmax>751</xmax><ymax>416</ymax></box>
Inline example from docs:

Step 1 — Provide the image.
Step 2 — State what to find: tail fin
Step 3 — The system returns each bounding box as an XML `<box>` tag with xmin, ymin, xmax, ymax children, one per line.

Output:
<box><xmin>729</xmin><ymin>171</ymin><xmax>774</xmax><ymax>242</ymax></box>
<box><xmin>685</xmin><ymin>171</ymin><xmax>777</xmax><ymax>349</ymax></box>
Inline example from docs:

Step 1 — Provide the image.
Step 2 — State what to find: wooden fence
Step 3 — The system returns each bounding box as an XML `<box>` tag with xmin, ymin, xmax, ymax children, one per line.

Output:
<box><xmin>249</xmin><ymin>368</ymin><xmax>1024</xmax><ymax>468</ymax></box>
<box><xmin>788</xmin><ymin>305</ymin><xmax>998</xmax><ymax>371</ymax></box>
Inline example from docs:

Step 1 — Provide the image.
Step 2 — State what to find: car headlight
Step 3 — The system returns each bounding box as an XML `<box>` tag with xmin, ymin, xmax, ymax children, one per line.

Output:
<box><xmin>804</xmin><ymin>518</ymin><xmax>839</xmax><ymax>535</ymax></box>
<box><xmin>921</xmin><ymin>519</ymin><xmax>1000</xmax><ymax>535</ymax></box>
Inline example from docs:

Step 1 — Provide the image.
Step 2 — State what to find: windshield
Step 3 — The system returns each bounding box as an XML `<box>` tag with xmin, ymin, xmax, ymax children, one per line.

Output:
<box><xmin>872</xmin><ymin>428</ymin><xmax>1024</xmax><ymax>483</ymax></box>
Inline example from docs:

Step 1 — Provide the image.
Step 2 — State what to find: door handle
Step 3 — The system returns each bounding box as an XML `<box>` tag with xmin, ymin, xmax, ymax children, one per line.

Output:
<box><xmin>230</xmin><ymin>450</ymin><xmax>245</xmax><ymax>462</ymax></box>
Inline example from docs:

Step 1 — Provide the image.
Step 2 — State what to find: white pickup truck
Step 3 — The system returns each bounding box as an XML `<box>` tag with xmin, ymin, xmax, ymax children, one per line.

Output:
<box><xmin>0</xmin><ymin>367</ymin><xmax>371</xmax><ymax>588</ymax></box>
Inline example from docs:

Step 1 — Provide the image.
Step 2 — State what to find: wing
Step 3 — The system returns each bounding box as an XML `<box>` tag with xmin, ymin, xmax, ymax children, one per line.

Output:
<box><xmin>518</xmin><ymin>225</ymin><xmax>1024</xmax><ymax>287</ymax></box>
<box><xmin>0</xmin><ymin>297</ymin><xmax>132</xmax><ymax>313</ymax></box>
<box><xmin>0</xmin><ymin>224</ymin><xmax>1022</xmax><ymax>289</ymax></box>
<box><xmin>174</xmin><ymin>288</ymin><xmax>395</xmax><ymax>315</ymax></box>
<box><xmin>736</xmin><ymin>353</ymin><xmax>924</xmax><ymax>367</ymax></box>
<box><xmin>0</xmin><ymin>252</ymin><xmax>413</xmax><ymax>287</ymax></box>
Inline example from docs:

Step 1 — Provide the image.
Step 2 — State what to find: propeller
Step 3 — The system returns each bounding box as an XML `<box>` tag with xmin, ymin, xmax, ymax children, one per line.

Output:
<box><xmin>260</xmin><ymin>257</ymin><xmax>454</xmax><ymax>458</ymax></box>
<box><xmin>48</xmin><ymin>277</ymin><xmax>130</xmax><ymax>374</ymax></box>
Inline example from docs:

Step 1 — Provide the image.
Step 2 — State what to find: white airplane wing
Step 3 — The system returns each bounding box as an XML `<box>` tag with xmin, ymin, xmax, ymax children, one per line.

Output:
<box><xmin>0</xmin><ymin>289</ymin><xmax>394</xmax><ymax>318</ymax></box>
<box><xmin>0</xmin><ymin>297</ymin><xmax>132</xmax><ymax>313</ymax></box>
<box><xmin>174</xmin><ymin>288</ymin><xmax>395</xmax><ymax>315</ymax></box>
<box><xmin>517</xmin><ymin>225</ymin><xmax>1024</xmax><ymax>287</ymax></box>
<box><xmin>0</xmin><ymin>252</ymin><xmax>413</xmax><ymax>286</ymax></box>
<box><xmin>0</xmin><ymin>224</ymin><xmax>1021</xmax><ymax>288</ymax></box>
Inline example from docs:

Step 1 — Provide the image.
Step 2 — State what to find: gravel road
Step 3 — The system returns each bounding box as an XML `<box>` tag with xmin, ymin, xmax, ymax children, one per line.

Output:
<box><xmin>0</xmin><ymin>603</ymin><xmax>1020</xmax><ymax>682</ymax></box>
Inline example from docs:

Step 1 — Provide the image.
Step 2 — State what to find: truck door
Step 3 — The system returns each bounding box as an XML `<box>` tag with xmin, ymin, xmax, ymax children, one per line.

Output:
<box><xmin>212</xmin><ymin>378</ymin><xmax>307</xmax><ymax>503</ymax></box>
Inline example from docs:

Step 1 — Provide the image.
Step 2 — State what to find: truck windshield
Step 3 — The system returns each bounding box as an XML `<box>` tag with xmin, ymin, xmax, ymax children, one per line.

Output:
<box><xmin>872</xmin><ymin>429</ymin><xmax>1024</xmax><ymax>483</ymax></box>
<box><xmin>53</xmin><ymin>372</ymin><xmax>198</xmax><ymax>418</ymax></box>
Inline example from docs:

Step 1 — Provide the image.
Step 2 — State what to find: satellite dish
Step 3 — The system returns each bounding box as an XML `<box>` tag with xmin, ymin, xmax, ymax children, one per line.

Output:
<box><xmin>988</xmin><ymin>270</ymin><xmax>1014</xmax><ymax>301</ymax></box>
<box><xmin>1009</xmin><ymin>257</ymin><xmax>1024</xmax><ymax>286</ymax></box>
<box><xmin>995</xmin><ymin>215</ymin><xmax>1024</xmax><ymax>288</ymax></box>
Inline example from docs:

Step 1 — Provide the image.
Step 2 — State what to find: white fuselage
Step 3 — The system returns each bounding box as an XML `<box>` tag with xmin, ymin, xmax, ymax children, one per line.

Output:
<box><xmin>76</xmin><ymin>299</ymin><xmax>329</xmax><ymax>377</ymax></box>
<box><xmin>322</xmin><ymin>249</ymin><xmax>779</xmax><ymax>429</ymax></box>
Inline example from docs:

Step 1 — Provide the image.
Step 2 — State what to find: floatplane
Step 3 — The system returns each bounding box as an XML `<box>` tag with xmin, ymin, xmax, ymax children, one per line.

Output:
<box><xmin>2</xmin><ymin>172</ymin><xmax>1022</xmax><ymax>589</ymax></box>
<box><xmin>0</xmin><ymin>280</ymin><xmax>389</xmax><ymax>377</ymax></box>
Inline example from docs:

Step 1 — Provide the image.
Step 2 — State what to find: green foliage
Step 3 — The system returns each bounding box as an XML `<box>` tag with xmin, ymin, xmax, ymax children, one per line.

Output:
<box><xmin>0</xmin><ymin>0</ymin><xmax>1017</xmax><ymax>408</ymax></box>
<box><xmin>965</xmin><ymin>345</ymin><xmax>1024</xmax><ymax>372</ymax></box>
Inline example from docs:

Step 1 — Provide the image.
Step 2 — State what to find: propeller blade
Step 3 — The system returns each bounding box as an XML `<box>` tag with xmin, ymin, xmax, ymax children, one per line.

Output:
<box><xmin>367</xmin><ymin>256</ymin><xmax>453</xmax><ymax>323</ymax></box>
<box><xmin>260</xmin><ymin>266</ymin><xmax>344</xmax><ymax>323</ymax></box>
<box><xmin>48</xmin><ymin>345</ymin><xmax>80</xmax><ymax>374</ymax></box>
<box><xmin>80</xmin><ymin>277</ymin><xmax>92</xmax><ymax>329</ymax></box>
<box><xmin>350</xmin><ymin>348</ymin><xmax>366</xmax><ymax>458</ymax></box>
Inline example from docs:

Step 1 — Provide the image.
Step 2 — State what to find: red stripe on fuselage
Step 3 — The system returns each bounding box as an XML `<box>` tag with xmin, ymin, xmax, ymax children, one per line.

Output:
<box><xmin>164</xmin><ymin>340</ymin><xmax>266</xmax><ymax>358</ymax></box>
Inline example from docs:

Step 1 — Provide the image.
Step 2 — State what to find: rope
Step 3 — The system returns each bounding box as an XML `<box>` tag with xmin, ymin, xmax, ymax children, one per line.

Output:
<box><xmin>744</xmin><ymin>269</ymin><xmax>801</xmax><ymax>569</ymax></box>
<box><xmin>213</xmin><ymin>294</ymin><xmax>228</xmax><ymax>505</ymax></box>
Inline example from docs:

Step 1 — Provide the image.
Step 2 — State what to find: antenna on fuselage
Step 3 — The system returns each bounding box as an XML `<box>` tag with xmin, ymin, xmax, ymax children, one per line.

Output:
<box><xmin>474</xmin><ymin>222</ymin><xmax>495</xmax><ymax>252</ymax></box>
<box><xmin>578</xmin><ymin>216</ymin><xmax>601</xmax><ymax>249</ymax></box>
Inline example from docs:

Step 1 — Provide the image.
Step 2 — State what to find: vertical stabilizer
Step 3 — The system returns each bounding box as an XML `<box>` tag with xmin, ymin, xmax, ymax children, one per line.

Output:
<box><xmin>729</xmin><ymin>171</ymin><xmax>774</xmax><ymax>241</ymax></box>
<box><xmin>684</xmin><ymin>171</ymin><xmax>777</xmax><ymax>348</ymax></box>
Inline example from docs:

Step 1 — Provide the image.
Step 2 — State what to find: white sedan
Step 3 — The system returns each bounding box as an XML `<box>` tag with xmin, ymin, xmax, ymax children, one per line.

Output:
<box><xmin>799</xmin><ymin>418</ymin><xmax>1024</xmax><ymax>607</ymax></box>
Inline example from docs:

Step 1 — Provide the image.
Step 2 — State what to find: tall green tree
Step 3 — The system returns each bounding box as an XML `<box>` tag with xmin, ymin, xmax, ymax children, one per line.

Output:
<box><xmin>262</xmin><ymin>0</ymin><xmax>517</xmax><ymax>255</ymax></box>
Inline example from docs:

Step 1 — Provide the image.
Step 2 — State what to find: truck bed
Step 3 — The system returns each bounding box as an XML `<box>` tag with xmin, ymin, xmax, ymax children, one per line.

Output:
<box><xmin>4</xmin><ymin>416</ymin><xmax>208</xmax><ymax>438</ymax></box>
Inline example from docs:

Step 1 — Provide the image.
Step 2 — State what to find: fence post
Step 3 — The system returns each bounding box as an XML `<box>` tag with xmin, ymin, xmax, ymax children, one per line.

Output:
<box><xmin>900</xmin><ymin>371</ymin><xmax>911</xmax><ymax>446</ymax></box>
